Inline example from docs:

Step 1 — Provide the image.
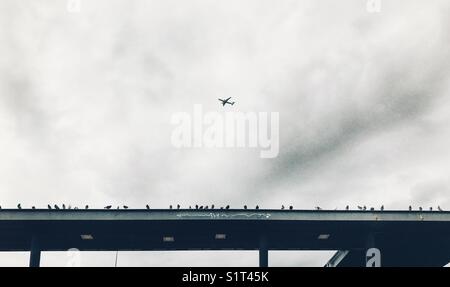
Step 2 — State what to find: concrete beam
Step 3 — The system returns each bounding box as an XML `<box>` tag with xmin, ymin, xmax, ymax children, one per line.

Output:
<box><xmin>325</xmin><ymin>250</ymin><xmax>349</xmax><ymax>267</ymax></box>
<box><xmin>0</xmin><ymin>209</ymin><xmax>449</xmax><ymax>222</ymax></box>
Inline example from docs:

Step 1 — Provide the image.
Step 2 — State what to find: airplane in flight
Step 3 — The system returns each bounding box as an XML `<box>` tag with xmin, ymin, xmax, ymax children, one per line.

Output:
<box><xmin>218</xmin><ymin>97</ymin><xmax>235</xmax><ymax>106</ymax></box>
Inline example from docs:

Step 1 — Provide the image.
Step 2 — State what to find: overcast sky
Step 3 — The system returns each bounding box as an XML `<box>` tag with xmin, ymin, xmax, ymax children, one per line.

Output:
<box><xmin>1</xmin><ymin>0</ymin><xmax>449</xmax><ymax>266</ymax></box>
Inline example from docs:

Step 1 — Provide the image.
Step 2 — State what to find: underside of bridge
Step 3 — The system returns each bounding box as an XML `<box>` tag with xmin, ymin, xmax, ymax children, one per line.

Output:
<box><xmin>0</xmin><ymin>209</ymin><xmax>449</xmax><ymax>267</ymax></box>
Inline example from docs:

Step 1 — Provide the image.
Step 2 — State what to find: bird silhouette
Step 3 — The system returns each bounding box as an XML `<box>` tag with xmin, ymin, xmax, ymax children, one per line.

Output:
<box><xmin>363</xmin><ymin>206</ymin><xmax>367</xmax><ymax>211</ymax></box>
<box><xmin>189</xmin><ymin>206</ymin><xmax>192</xmax><ymax>209</ymax></box>
<box><xmin>346</xmin><ymin>205</ymin><xmax>349</xmax><ymax>211</ymax></box>
<box><xmin>55</xmin><ymin>204</ymin><xmax>60</xmax><ymax>210</ymax></box>
<box><xmin>123</xmin><ymin>205</ymin><xmax>129</xmax><ymax>209</ymax></box>
<box><xmin>289</xmin><ymin>206</ymin><xmax>293</xmax><ymax>210</ymax></box>
<box><xmin>370</xmin><ymin>207</ymin><xmax>375</xmax><ymax>211</ymax></box>
<box><xmin>85</xmin><ymin>205</ymin><xmax>89</xmax><ymax>209</ymax></box>
<box><xmin>409</xmin><ymin>206</ymin><xmax>412</xmax><ymax>211</ymax></box>
<box><xmin>429</xmin><ymin>207</ymin><xmax>433</xmax><ymax>211</ymax></box>
<box><xmin>177</xmin><ymin>204</ymin><xmax>180</xmax><ymax>210</ymax></box>
<box><xmin>146</xmin><ymin>205</ymin><xmax>150</xmax><ymax>210</ymax></box>
<box><xmin>315</xmin><ymin>206</ymin><xmax>321</xmax><ymax>210</ymax></box>
<box><xmin>211</xmin><ymin>205</ymin><xmax>215</xmax><ymax>209</ymax></box>
<box><xmin>438</xmin><ymin>206</ymin><xmax>443</xmax><ymax>211</ymax></box>
<box><xmin>68</xmin><ymin>205</ymin><xmax>72</xmax><ymax>209</ymax></box>
<box><xmin>105</xmin><ymin>205</ymin><xmax>112</xmax><ymax>209</ymax></box>
<box><xmin>281</xmin><ymin>205</ymin><xmax>285</xmax><ymax>210</ymax></box>
<box><xmin>255</xmin><ymin>205</ymin><xmax>259</xmax><ymax>210</ymax></box>
<box><xmin>47</xmin><ymin>205</ymin><xmax>52</xmax><ymax>209</ymax></box>
<box><xmin>62</xmin><ymin>204</ymin><xmax>66</xmax><ymax>209</ymax></box>
<box><xmin>17</xmin><ymin>204</ymin><xmax>22</xmax><ymax>209</ymax></box>
<box><xmin>199</xmin><ymin>206</ymin><xmax>203</xmax><ymax>210</ymax></box>
<box><xmin>244</xmin><ymin>205</ymin><xmax>247</xmax><ymax>209</ymax></box>
<box><xmin>225</xmin><ymin>205</ymin><xmax>230</xmax><ymax>210</ymax></box>
<box><xmin>357</xmin><ymin>206</ymin><xmax>363</xmax><ymax>210</ymax></box>
<box><xmin>32</xmin><ymin>206</ymin><xmax>36</xmax><ymax>209</ymax></box>
<box><xmin>169</xmin><ymin>205</ymin><xmax>173</xmax><ymax>209</ymax></box>
<box><xmin>195</xmin><ymin>205</ymin><xmax>199</xmax><ymax>210</ymax></box>
<box><xmin>380</xmin><ymin>205</ymin><xmax>384</xmax><ymax>211</ymax></box>
<box><xmin>419</xmin><ymin>207</ymin><xmax>423</xmax><ymax>211</ymax></box>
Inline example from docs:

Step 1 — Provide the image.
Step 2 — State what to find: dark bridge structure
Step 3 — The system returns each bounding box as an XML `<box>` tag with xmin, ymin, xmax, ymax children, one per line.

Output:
<box><xmin>0</xmin><ymin>209</ymin><xmax>449</xmax><ymax>267</ymax></box>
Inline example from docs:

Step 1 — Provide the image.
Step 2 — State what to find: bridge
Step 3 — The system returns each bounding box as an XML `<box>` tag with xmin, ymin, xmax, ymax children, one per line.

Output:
<box><xmin>0</xmin><ymin>209</ymin><xmax>449</xmax><ymax>267</ymax></box>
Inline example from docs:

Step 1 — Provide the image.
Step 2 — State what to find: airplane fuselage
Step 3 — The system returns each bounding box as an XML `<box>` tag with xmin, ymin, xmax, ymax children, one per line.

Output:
<box><xmin>219</xmin><ymin>98</ymin><xmax>235</xmax><ymax>106</ymax></box>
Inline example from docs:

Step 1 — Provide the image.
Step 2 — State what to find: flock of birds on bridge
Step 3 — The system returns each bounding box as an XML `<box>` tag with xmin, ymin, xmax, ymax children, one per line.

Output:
<box><xmin>0</xmin><ymin>204</ymin><xmax>445</xmax><ymax>212</ymax></box>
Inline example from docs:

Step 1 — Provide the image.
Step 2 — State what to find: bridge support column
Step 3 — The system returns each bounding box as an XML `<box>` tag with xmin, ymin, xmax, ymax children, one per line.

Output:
<box><xmin>29</xmin><ymin>235</ymin><xmax>41</xmax><ymax>268</ymax></box>
<box><xmin>259</xmin><ymin>237</ymin><xmax>268</xmax><ymax>267</ymax></box>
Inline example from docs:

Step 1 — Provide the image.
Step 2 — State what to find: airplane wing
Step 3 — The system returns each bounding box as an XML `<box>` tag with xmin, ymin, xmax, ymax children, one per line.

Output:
<box><xmin>218</xmin><ymin>97</ymin><xmax>231</xmax><ymax>106</ymax></box>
